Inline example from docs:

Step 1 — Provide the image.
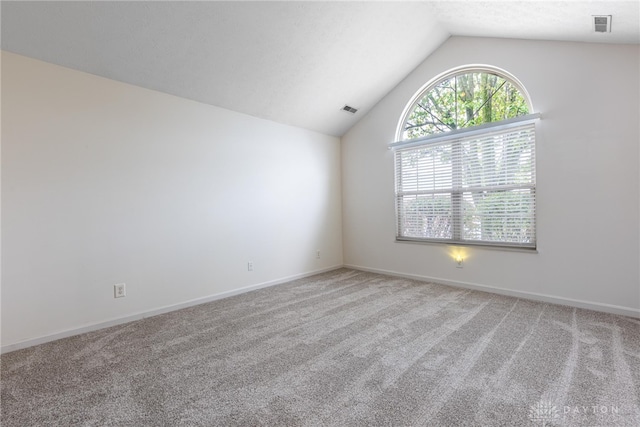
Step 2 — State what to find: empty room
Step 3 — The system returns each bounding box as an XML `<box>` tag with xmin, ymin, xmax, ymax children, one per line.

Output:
<box><xmin>1</xmin><ymin>1</ymin><xmax>639</xmax><ymax>426</ymax></box>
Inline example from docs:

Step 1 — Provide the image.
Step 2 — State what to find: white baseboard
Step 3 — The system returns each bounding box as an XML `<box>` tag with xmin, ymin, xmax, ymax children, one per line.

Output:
<box><xmin>5</xmin><ymin>263</ymin><xmax>637</xmax><ymax>354</ymax></box>
<box><xmin>345</xmin><ymin>264</ymin><xmax>640</xmax><ymax>319</ymax></box>
<box><xmin>1</xmin><ymin>265</ymin><xmax>343</xmax><ymax>354</ymax></box>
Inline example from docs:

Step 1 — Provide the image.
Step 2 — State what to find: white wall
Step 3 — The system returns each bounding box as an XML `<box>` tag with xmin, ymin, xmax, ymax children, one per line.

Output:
<box><xmin>342</xmin><ymin>37</ymin><xmax>640</xmax><ymax>315</ymax></box>
<box><xmin>1</xmin><ymin>52</ymin><xmax>343</xmax><ymax>349</ymax></box>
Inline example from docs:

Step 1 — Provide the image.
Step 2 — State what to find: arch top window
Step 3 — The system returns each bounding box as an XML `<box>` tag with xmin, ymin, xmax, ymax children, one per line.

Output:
<box><xmin>401</xmin><ymin>69</ymin><xmax>531</xmax><ymax>140</ymax></box>
<box><xmin>392</xmin><ymin>66</ymin><xmax>539</xmax><ymax>249</ymax></box>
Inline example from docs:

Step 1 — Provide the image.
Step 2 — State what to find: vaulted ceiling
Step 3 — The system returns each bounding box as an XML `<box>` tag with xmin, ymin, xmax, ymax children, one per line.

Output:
<box><xmin>2</xmin><ymin>1</ymin><xmax>639</xmax><ymax>136</ymax></box>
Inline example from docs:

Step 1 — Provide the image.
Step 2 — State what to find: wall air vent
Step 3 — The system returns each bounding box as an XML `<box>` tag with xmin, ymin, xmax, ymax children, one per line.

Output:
<box><xmin>341</xmin><ymin>105</ymin><xmax>358</xmax><ymax>114</ymax></box>
<box><xmin>593</xmin><ymin>15</ymin><xmax>611</xmax><ymax>33</ymax></box>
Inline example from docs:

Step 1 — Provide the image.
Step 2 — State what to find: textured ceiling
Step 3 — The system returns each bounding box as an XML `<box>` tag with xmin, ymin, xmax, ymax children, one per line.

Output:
<box><xmin>2</xmin><ymin>1</ymin><xmax>639</xmax><ymax>137</ymax></box>
<box><xmin>429</xmin><ymin>1</ymin><xmax>640</xmax><ymax>45</ymax></box>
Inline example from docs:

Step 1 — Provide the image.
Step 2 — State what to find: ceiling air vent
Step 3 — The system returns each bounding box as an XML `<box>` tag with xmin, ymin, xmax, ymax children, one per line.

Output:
<box><xmin>341</xmin><ymin>105</ymin><xmax>358</xmax><ymax>114</ymax></box>
<box><xmin>593</xmin><ymin>15</ymin><xmax>611</xmax><ymax>33</ymax></box>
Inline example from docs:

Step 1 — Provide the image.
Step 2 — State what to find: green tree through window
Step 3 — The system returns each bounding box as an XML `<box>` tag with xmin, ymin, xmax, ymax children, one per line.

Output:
<box><xmin>395</xmin><ymin>68</ymin><xmax>537</xmax><ymax>248</ymax></box>
<box><xmin>403</xmin><ymin>72</ymin><xmax>529</xmax><ymax>139</ymax></box>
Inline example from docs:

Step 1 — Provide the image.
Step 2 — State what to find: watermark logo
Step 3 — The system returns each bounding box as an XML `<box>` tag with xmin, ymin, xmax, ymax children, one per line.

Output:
<box><xmin>528</xmin><ymin>400</ymin><xmax>559</xmax><ymax>426</ymax></box>
<box><xmin>563</xmin><ymin>405</ymin><xmax>619</xmax><ymax>415</ymax></box>
<box><xmin>528</xmin><ymin>400</ymin><xmax>621</xmax><ymax>426</ymax></box>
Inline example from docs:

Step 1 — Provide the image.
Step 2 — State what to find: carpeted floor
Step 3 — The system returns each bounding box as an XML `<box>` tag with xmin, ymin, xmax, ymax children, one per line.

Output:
<box><xmin>1</xmin><ymin>268</ymin><xmax>639</xmax><ymax>426</ymax></box>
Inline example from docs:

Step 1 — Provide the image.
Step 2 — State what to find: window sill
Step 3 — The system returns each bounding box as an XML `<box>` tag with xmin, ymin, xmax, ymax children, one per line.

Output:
<box><xmin>395</xmin><ymin>237</ymin><xmax>538</xmax><ymax>254</ymax></box>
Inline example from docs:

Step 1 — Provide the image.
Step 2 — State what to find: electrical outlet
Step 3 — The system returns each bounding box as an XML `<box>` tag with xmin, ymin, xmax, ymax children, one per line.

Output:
<box><xmin>114</xmin><ymin>283</ymin><xmax>126</xmax><ymax>298</ymax></box>
<box><xmin>316</xmin><ymin>250</ymin><xmax>321</xmax><ymax>259</ymax></box>
<box><xmin>247</xmin><ymin>261</ymin><xmax>253</xmax><ymax>272</ymax></box>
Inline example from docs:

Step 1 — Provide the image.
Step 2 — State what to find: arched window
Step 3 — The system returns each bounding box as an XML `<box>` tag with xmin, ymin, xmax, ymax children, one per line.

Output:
<box><xmin>390</xmin><ymin>66</ymin><xmax>539</xmax><ymax>249</ymax></box>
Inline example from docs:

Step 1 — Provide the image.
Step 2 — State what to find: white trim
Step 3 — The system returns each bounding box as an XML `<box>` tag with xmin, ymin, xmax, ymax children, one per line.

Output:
<box><xmin>344</xmin><ymin>264</ymin><xmax>640</xmax><ymax>319</ymax></box>
<box><xmin>0</xmin><ymin>265</ymin><xmax>343</xmax><ymax>354</ymax></box>
<box><xmin>5</xmin><ymin>263</ymin><xmax>638</xmax><ymax>354</ymax></box>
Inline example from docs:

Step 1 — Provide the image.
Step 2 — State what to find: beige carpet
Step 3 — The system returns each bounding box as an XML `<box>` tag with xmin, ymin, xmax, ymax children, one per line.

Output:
<box><xmin>2</xmin><ymin>268</ymin><xmax>639</xmax><ymax>426</ymax></box>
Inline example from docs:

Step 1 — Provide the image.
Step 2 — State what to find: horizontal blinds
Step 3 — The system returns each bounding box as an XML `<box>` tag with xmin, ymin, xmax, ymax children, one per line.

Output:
<box><xmin>395</xmin><ymin>122</ymin><xmax>536</xmax><ymax>248</ymax></box>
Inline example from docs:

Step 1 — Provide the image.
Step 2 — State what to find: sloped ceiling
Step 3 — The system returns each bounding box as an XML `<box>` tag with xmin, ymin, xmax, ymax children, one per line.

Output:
<box><xmin>2</xmin><ymin>1</ymin><xmax>639</xmax><ymax>137</ymax></box>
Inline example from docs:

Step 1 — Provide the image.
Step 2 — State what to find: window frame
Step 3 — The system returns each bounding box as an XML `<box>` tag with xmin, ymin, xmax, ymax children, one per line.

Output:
<box><xmin>391</xmin><ymin>66</ymin><xmax>539</xmax><ymax>250</ymax></box>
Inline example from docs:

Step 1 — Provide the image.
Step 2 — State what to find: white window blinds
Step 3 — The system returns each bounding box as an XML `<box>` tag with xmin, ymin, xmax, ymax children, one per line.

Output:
<box><xmin>394</xmin><ymin>120</ymin><xmax>537</xmax><ymax>248</ymax></box>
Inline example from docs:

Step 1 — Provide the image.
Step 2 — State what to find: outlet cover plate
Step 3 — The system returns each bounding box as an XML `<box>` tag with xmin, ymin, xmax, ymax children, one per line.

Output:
<box><xmin>114</xmin><ymin>283</ymin><xmax>126</xmax><ymax>298</ymax></box>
